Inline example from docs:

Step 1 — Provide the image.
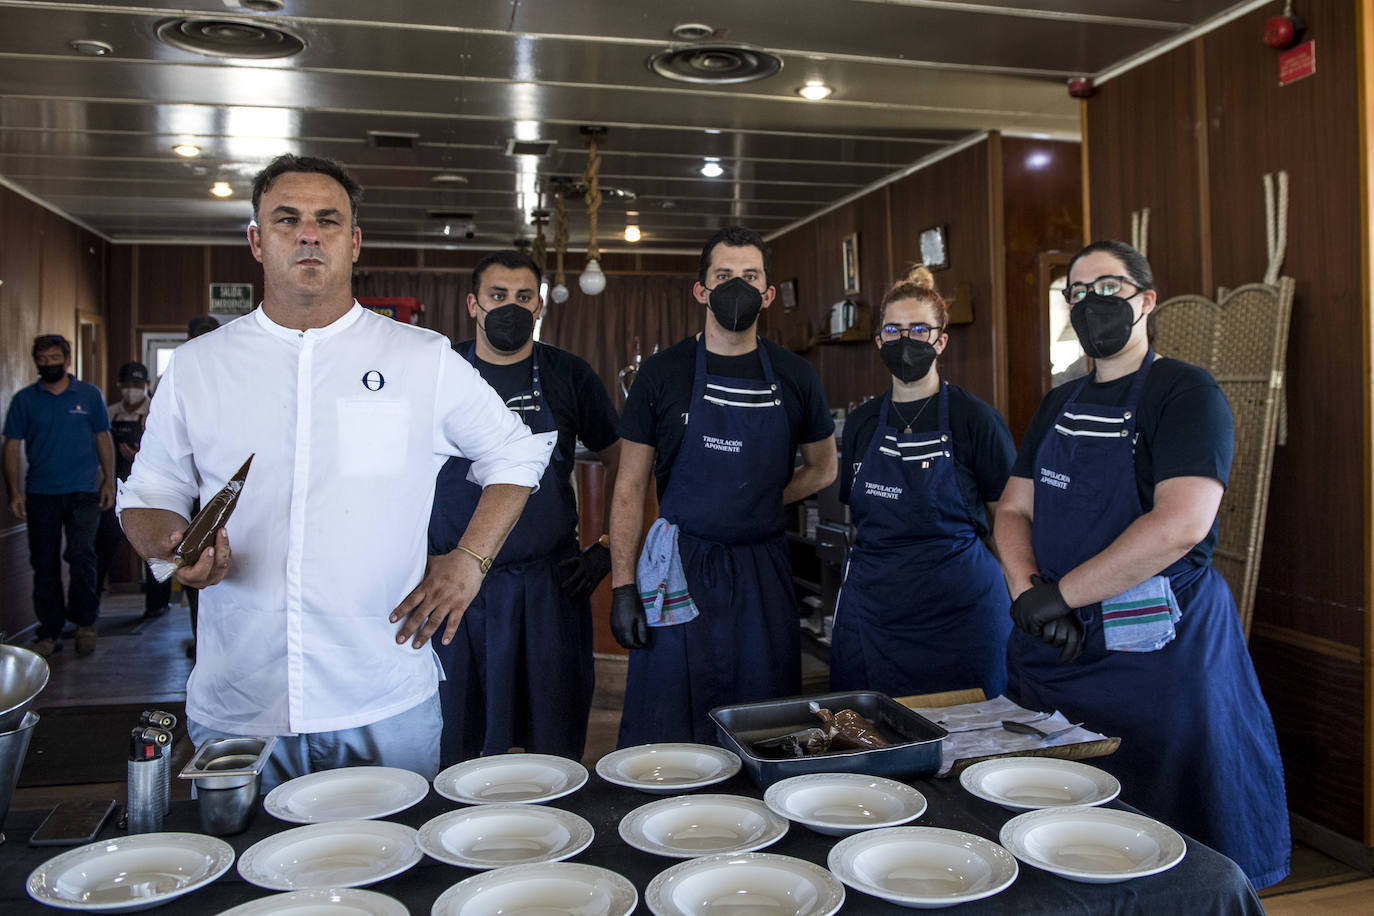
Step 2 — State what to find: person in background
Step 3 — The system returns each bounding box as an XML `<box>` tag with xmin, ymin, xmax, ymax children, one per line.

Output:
<box><xmin>2</xmin><ymin>334</ymin><xmax>115</xmax><ymax>658</ymax></box>
<box><xmin>995</xmin><ymin>240</ymin><xmax>1289</xmax><ymax>887</ymax></box>
<box><xmin>609</xmin><ymin>225</ymin><xmax>837</xmax><ymax>745</ymax></box>
<box><xmin>95</xmin><ymin>361</ymin><xmax>171</xmax><ymax>618</ymax></box>
<box><xmin>428</xmin><ymin>249</ymin><xmax>620</xmax><ymax>765</ymax></box>
<box><xmin>118</xmin><ymin>154</ymin><xmax>552</xmax><ymax>791</ymax></box>
<box><xmin>830</xmin><ymin>267</ymin><xmax>1013</xmax><ymax>699</ymax></box>
<box><xmin>181</xmin><ymin>314</ymin><xmax>219</xmax><ymax>658</ymax></box>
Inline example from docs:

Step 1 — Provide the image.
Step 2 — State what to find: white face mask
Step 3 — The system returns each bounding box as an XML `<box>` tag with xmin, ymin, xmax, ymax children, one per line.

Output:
<box><xmin>122</xmin><ymin>386</ymin><xmax>147</xmax><ymax>404</ymax></box>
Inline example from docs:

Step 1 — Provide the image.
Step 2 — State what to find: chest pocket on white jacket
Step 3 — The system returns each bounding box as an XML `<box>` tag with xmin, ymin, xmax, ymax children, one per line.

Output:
<box><xmin>336</xmin><ymin>398</ymin><xmax>410</xmax><ymax>478</ymax></box>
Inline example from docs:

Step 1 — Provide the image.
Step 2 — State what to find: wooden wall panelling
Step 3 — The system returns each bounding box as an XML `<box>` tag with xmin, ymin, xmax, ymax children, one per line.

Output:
<box><xmin>1085</xmin><ymin>49</ymin><xmax>1205</xmax><ymax>296</ymax></box>
<box><xmin>1001</xmin><ymin>138</ymin><xmax>1084</xmax><ymax>439</ymax></box>
<box><xmin>1199</xmin><ymin>0</ymin><xmax>1368</xmax><ymax>842</ymax></box>
<box><xmin>1361</xmin><ymin>0</ymin><xmax>1374</xmax><ymax>849</ymax></box>
<box><xmin>135</xmin><ymin>245</ymin><xmax>208</xmax><ymax>326</ymax></box>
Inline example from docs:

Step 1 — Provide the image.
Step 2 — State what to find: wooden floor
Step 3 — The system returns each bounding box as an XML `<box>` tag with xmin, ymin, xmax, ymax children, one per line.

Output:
<box><xmin>6</xmin><ymin>592</ymin><xmax>1371</xmax><ymax>911</ymax></box>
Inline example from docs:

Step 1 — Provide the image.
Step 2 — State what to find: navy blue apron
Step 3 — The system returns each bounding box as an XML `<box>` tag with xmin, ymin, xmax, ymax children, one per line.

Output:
<box><xmin>429</xmin><ymin>344</ymin><xmax>592</xmax><ymax>764</ymax></box>
<box><xmin>1005</xmin><ymin>351</ymin><xmax>1290</xmax><ymax>888</ymax></box>
<box><xmin>619</xmin><ymin>336</ymin><xmax>801</xmax><ymax>746</ymax></box>
<box><xmin>830</xmin><ymin>382</ymin><xmax>1010</xmax><ymax>698</ymax></box>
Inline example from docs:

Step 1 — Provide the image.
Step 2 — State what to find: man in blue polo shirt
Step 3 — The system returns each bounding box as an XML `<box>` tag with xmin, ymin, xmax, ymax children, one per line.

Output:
<box><xmin>2</xmin><ymin>334</ymin><xmax>115</xmax><ymax>658</ymax></box>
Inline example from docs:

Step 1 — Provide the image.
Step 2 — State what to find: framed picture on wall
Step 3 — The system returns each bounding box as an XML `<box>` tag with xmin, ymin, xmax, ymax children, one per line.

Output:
<box><xmin>841</xmin><ymin>232</ymin><xmax>860</xmax><ymax>295</ymax></box>
<box><xmin>920</xmin><ymin>225</ymin><xmax>948</xmax><ymax>270</ymax></box>
<box><xmin>779</xmin><ymin>279</ymin><xmax>798</xmax><ymax>311</ymax></box>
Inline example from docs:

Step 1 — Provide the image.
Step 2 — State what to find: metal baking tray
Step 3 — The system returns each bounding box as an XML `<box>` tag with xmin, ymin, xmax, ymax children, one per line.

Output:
<box><xmin>710</xmin><ymin>691</ymin><xmax>947</xmax><ymax>789</ymax></box>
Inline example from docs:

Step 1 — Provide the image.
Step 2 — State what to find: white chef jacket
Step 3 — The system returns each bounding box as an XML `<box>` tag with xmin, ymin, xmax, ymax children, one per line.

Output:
<box><xmin>118</xmin><ymin>304</ymin><xmax>554</xmax><ymax>735</ymax></box>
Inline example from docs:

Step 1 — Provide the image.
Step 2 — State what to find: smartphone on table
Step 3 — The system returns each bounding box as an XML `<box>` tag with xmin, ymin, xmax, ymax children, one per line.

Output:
<box><xmin>29</xmin><ymin>799</ymin><xmax>118</xmax><ymax>846</ymax></box>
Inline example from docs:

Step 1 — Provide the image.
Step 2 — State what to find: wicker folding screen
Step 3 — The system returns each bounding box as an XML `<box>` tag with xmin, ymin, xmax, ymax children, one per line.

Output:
<box><xmin>1148</xmin><ymin>278</ymin><xmax>1295</xmax><ymax>638</ymax></box>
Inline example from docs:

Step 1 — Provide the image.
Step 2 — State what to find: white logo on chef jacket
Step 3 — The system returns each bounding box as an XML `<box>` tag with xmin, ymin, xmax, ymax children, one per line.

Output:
<box><xmin>864</xmin><ymin>481</ymin><xmax>902</xmax><ymax>500</ymax></box>
<box><xmin>1039</xmin><ymin>467</ymin><xmax>1070</xmax><ymax>490</ymax></box>
<box><xmin>361</xmin><ymin>370</ymin><xmax>385</xmax><ymax>391</ymax></box>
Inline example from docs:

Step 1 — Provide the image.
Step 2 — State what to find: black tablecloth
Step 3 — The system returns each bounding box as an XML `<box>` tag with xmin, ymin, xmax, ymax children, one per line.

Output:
<box><xmin>1</xmin><ymin>771</ymin><xmax>1265</xmax><ymax>914</ymax></box>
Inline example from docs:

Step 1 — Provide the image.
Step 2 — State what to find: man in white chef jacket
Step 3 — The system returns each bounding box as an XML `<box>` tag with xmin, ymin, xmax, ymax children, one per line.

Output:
<box><xmin>118</xmin><ymin>154</ymin><xmax>553</xmax><ymax>790</ymax></box>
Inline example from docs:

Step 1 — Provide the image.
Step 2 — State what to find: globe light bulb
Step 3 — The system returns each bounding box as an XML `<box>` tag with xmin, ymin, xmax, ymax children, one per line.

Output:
<box><xmin>550</xmin><ymin>283</ymin><xmax>570</xmax><ymax>304</ymax></box>
<box><xmin>579</xmin><ymin>258</ymin><xmax>607</xmax><ymax>296</ymax></box>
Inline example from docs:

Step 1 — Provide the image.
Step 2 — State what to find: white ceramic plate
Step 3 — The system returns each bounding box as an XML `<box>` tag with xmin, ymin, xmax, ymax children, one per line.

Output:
<box><xmin>959</xmin><ymin>757</ymin><xmax>1121</xmax><ymax>812</ymax></box>
<box><xmin>417</xmin><ymin>804</ymin><xmax>594</xmax><ymax>869</ymax></box>
<box><xmin>434</xmin><ymin>753</ymin><xmax>588</xmax><ymax>805</ymax></box>
<box><xmin>646</xmin><ymin>852</ymin><xmax>845</xmax><ymax>916</ymax></box>
<box><xmin>236</xmin><ymin>820</ymin><xmax>422</xmax><ymax>891</ymax></box>
<box><xmin>264</xmin><ymin>766</ymin><xmax>430</xmax><ymax>823</ymax></box>
<box><xmin>619</xmin><ymin>794</ymin><xmax>789</xmax><ymax>859</ymax></box>
<box><xmin>26</xmin><ymin>832</ymin><xmax>235</xmax><ymax>913</ymax></box>
<box><xmin>431</xmin><ymin>862</ymin><xmax>638</xmax><ymax>916</ymax></box>
<box><xmin>215</xmin><ymin>888</ymin><xmax>409</xmax><ymax>915</ymax></box>
<box><xmin>999</xmin><ymin>806</ymin><xmax>1187</xmax><ymax>884</ymax></box>
<box><xmin>595</xmin><ymin>743</ymin><xmax>741</xmax><ymax>794</ymax></box>
<box><xmin>827</xmin><ymin>827</ymin><xmax>1018</xmax><ymax>909</ymax></box>
<box><xmin>763</xmin><ymin>773</ymin><xmax>928</xmax><ymax>836</ymax></box>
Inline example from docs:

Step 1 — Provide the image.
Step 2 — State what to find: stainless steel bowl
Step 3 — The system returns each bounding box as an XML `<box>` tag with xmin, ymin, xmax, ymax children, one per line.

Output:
<box><xmin>0</xmin><ymin>645</ymin><xmax>50</xmax><ymax>733</ymax></box>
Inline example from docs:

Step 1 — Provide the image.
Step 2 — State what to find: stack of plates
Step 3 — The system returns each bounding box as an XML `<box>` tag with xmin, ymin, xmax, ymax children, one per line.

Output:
<box><xmin>998</xmin><ymin>806</ymin><xmax>1187</xmax><ymax>883</ymax></box>
<box><xmin>828</xmin><ymin>826</ymin><xmax>1018</xmax><ymax>908</ymax></box>
<box><xmin>434</xmin><ymin>753</ymin><xmax>588</xmax><ymax>805</ymax></box>
<box><xmin>264</xmin><ymin>766</ymin><xmax>430</xmax><ymax>823</ymax></box>
<box><xmin>619</xmin><ymin>794</ymin><xmax>788</xmax><ymax>858</ymax></box>
<box><xmin>596</xmin><ymin>743</ymin><xmax>740</xmax><ymax>794</ymax></box>
<box><xmin>417</xmin><ymin>804</ymin><xmax>594</xmax><ymax>869</ymax></box>
<box><xmin>26</xmin><ymin>833</ymin><xmax>235</xmax><ymax>913</ymax></box>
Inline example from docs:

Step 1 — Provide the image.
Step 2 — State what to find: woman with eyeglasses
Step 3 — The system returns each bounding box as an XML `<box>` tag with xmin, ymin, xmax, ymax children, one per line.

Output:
<box><xmin>994</xmin><ymin>240</ymin><xmax>1289</xmax><ymax>888</ymax></box>
<box><xmin>830</xmin><ymin>266</ymin><xmax>1014</xmax><ymax>698</ymax></box>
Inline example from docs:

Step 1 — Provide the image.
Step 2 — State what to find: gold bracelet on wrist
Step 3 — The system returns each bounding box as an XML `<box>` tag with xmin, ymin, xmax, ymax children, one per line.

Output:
<box><xmin>455</xmin><ymin>544</ymin><xmax>493</xmax><ymax>574</ymax></box>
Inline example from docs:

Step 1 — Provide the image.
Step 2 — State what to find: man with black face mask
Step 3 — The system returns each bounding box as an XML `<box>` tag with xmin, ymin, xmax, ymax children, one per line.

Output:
<box><xmin>428</xmin><ymin>250</ymin><xmax>621</xmax><ymax>765</ymax></box>
<box><xmin>3</xmin><ymin>334</ymin><xmax>115</xmax><ymax>658</ymax></box>
<box><xmin>609</xmin><ymin>226</ymin><xmax>837</xmax><ymax>746</ymax></box>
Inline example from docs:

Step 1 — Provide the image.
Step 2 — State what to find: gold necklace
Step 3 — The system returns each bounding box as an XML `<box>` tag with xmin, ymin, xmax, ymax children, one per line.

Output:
<box><xmin>889</xmin><ymin>394</ymin><xmax>933</xmax><ymax>433</ymax></box>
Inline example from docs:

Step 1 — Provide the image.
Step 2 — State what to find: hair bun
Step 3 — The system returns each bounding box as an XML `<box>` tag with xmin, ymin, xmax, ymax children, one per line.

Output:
<box><xmin>904</xmin><ymin>265</ymin><xmax>936</xmax><ymax>291</ymax></box>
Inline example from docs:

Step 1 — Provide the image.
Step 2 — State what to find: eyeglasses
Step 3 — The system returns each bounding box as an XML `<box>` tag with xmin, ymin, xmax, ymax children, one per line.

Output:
<box><xmin>879</xmin><ymin>323</ymin><xmax>943</xmax><ymax>342</ymax></box>
<box><xmin>1062</xmin><ymin>275</ymin><xmax>1148</xmax><ymax>305</ymax></box>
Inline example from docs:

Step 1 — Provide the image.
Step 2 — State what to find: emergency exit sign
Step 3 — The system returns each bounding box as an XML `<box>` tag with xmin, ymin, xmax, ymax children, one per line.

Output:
<box><xmin>1279</xmin><ymin>41</ymin><xmax>1316</xmax><ymax>87</ymax></box>
<box><xmin>209</xmin><ymin>282</ymin><xmax>254</xmax><ymax>315</ymax></box>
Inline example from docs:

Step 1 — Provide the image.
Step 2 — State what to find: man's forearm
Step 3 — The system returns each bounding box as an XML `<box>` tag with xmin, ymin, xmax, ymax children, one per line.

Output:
<box><xmin>609</xmin><ymin>474</ymin><xmax>648</xmax><ymax>588</ymax></box>
<box><xmin>781</xmin><ymin>464</ymin><xmax>831</xmax><ymax>505</ymax></box>
<box><xmin>450</xmin><ymin>483</ymin><xmax>531</xmax><ymax>559</ymax></box>
<box><xmin>120</xmin><ymin>507</ymin><xmax>192</xmax><ymax>560</ymax></box>
<box><xmin>2</xmin><ymin>440</ymin><xmax>21</xmax><ymax>501</ymax></box>
<box><xmin>96</xmin><ymin>432</ymin><xmax>115</xmax><ymax>486</ymax></box>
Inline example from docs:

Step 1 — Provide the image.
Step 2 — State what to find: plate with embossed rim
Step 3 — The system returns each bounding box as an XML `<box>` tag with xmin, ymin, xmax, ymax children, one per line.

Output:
<box><xmin>264</xmin><ymin>766</ymin><xmax>430</xmax><ymax>823</ymax></box>
<box><xmin>828</xmin><ymin>826</ymin><xmax>1019</xmax><ymax>908</ymax></box>
<box><xmin>960</xmin><ymin>757</ymin><xmax>1120</xmax><ymax>812</ymax></box>
<box><xmin>999</xmin><ymin>806</ymin><xmax>1186</xmax><ymax>884</ymax></box>
<box><xmin>596</xmin><ymin>743</ymin><xmax>741</xmax><ymax>794</ymax></box>
<box><xmin>215</xmin><ymin>888</ymin><xmax>409</xmax><ymax>915</ymax></box>
<box><xmin>237</xmin><ymin>820</ymin><xmax>422</xmax><ymax>891</ymax></box>
<box><xmin>646</xmin><ymin>853</ymin><xmax>845</xmax><ymax>916</ymax></box>
<box><xmin>764</xmin><ymin>773</ymin><xmax>928</xmax><ymax>836</ymax></box>
<box><xmin>434</xmin><ymin>753</ymin><xmax>588</xmax><ymax>805</ymax></box>
<box><xmin>431</xmin><ymin>863</ymin><xmax>638</xmax><ymax>916</ymax></box>
<box><xmin>620</xmin><ymin>794</ymin><xmax>789</xmax><ymax>859</ymax></box>
<box><xmin>418</xmin><ymin>804</ymin><xmax>594</xmax><ymax>870</ymax></box>
<box><xmin>27</xmin><ymin>832</ymin><xmax>235</xmax><ymax>912</ymax></box>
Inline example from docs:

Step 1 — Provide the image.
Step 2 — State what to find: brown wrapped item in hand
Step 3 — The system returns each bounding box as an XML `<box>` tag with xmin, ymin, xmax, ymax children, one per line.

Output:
<box><xmin>147</xmin><ymin>455</ymin><xmax>253</xmax><ymax>583</ymax></box>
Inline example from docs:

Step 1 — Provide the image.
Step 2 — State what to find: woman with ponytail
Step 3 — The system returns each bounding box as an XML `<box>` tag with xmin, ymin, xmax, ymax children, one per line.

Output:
<box><xmin>830</xmin><ymin>266</ymin><xmax>1014</xmax><ymax>697</ymax></box>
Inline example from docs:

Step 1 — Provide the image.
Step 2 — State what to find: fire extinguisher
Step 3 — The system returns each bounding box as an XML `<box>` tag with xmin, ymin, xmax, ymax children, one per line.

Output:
<box><xmin>1264</xmin><ymin>1</ymin><xmax>1305</xmax><ymax>50</ymax></box>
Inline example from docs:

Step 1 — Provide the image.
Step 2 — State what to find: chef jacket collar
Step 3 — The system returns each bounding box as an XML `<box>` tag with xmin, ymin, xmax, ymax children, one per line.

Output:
<box><xmin>252</xmin><ymin>301</ymin><xmax>365</xmax><ymax>341</ymax></box>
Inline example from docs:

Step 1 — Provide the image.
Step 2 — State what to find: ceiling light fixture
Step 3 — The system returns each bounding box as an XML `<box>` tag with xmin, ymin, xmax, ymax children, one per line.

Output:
<box><xmin>700</xmin><ymin>158</ymin><xmax>724</xmax><ymax>178</ymax></box>
<box><xmin>431</xmin><ymin>173</ymin><xmax>468</xmax><ymax>184</ymax></box>
<box><xmin>70</xmin><ymin>39</ymin><xmax>113</xmax><ymax>56</ymax></box>
<box><xmin>579</xmin><ymin>126</ymin><xmax>608</xmax><ymax>296</ymax></box>
<box><xmin>624</xmin><ymin>225</ymin><xmax>641</xmax><ymax>243</ymax></box>
<box><xmin>210</xmin><ymin>181</ymin><xmax>233</xmax><ymax>198</ymax></box>
<box><xmin>549</xmin><ymin>176</ymin><xmax>573</xmax><ymax>304</ymax></box>
<box><xmin>173</xmin><ymin>144</ymin><xmax>201</xmax><ymax>158</ymax></box>
<box><xmin>798</xmin><ymin>81</ymin><xmax>833</xmax><ymax>100</ymax></box>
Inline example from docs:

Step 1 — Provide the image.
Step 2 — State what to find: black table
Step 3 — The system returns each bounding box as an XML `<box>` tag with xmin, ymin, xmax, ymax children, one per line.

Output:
<box><xmin>1</xmin><ymin>771</ymin><xmax>1264</xmax><ymax>914</ymax></box>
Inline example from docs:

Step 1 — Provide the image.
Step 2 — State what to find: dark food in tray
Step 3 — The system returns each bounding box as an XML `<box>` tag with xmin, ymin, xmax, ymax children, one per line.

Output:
<box><xmin>750</xmin><ymin>702</ymin><xmax>893</xmax><ymax>759</ymax></box>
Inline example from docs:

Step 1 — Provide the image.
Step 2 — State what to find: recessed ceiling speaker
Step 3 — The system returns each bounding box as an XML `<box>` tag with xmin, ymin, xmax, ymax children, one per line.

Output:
<box><xmin>156</xmin><ymin>18</ymin><xmax>305</xmax><ymax>59</ymax></box>
<box><xmin>649</xmin><ymin>44</ymin><xmax>782</xmax><ymax>85</ymax></box>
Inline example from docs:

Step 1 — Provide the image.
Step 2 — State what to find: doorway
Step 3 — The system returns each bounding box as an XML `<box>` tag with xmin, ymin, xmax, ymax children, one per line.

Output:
<box><xmin>139</xmin><ymin>330</ymin><xmax>188</xmax><ymax>392</ymax></box>
<box><xmin>76</xmin><ymin>311</ymin><xmax>104</xmax><ymax>389</ymax></box>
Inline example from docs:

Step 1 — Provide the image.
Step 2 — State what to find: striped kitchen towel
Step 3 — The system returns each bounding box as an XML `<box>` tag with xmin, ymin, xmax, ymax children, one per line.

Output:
<box><xmin>636</xmin><ymin>517</ymin><xmax>699</xmax><ymax>627</ymax></box>
<box><xmin>1101</xmin><ymin>575</ymin><xmax>1181</xmax><ymax>652</ymax></box>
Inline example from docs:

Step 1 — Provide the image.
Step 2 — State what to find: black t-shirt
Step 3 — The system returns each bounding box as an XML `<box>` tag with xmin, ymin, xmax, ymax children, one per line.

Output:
<box><xmin>619</xmin><ymin>336</ymin><xmax>836</xmax><ymax>499</ymax></box>
<box><xmin>461</xmin><ymin>340</ymin><xmax>620</xmax><ymax>490</ymax></box>
<box><xmin>1011</xmin><ymin>357</ymin><xmax>1234</xmax><ymax>565</ymax></box>
<box><xmin>840</xmin><ymin>383</ymin><xmax>1015</xmax><ymax>537</ymax></box>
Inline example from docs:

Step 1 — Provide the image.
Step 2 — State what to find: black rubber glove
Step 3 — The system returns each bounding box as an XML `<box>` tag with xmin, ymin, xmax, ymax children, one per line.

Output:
<box><xmin>610</xmin><ymin>584</ymin><xmax>648</xmax><ymax>650</ymax></box>
<box><xmin>1040</xmin><ymin>614</ymin><xmax>1084</xmax><ymax>663</ymax></box>
<box><xmin>1009</xmin><ymin>576</ymin><xmax>1073</xmax><ymax>637</ymax></box>
<box><xmin>558</xmin><ymin>542</ymin><xmax>612</xmax><ymax>599</ymax></box>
